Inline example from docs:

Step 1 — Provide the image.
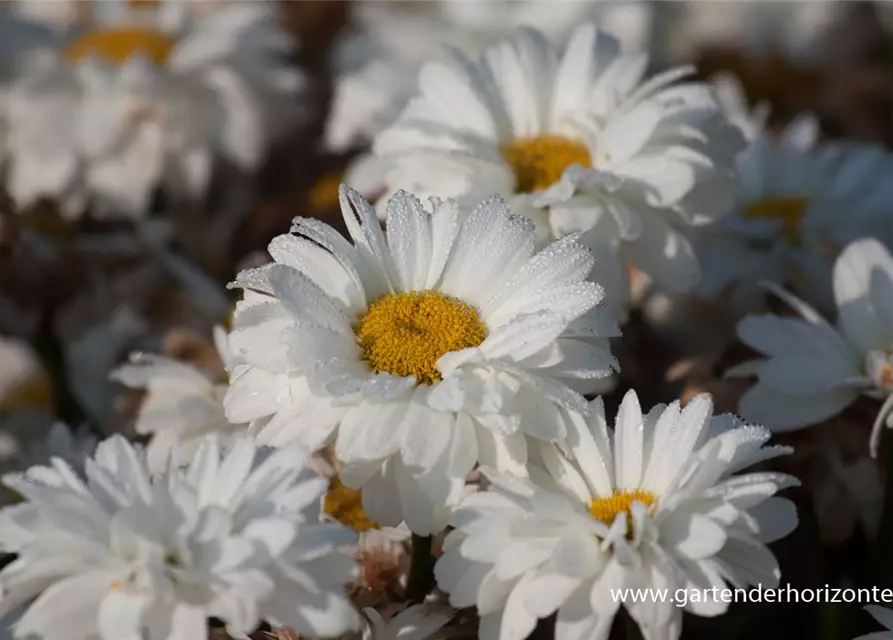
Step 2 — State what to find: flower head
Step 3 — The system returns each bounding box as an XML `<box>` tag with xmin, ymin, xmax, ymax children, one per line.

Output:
<box><xmin>435</xmin><ymin>390</ymin><xmax>798</xmax><ymax>640</ymax></box>
<box><xmin>0</xmin><ymin>434</ymin><xmax>360</xmax><ymax>640</ymax></box>
<box><xmin>224</xmin><ymin>185</ymin><xmax>619</xmax><ymax>534</ymax></box>
<box><xmin>325</xmin><ymin>1</ymin><xmax>651</xmax><ymax>155</ymax></box>
<box><xmin>372</xmin><ymin>23</ymin><xmax>745</xmax><ymax>318</ymax></box>
<box><xmin>694</xmin><ymin>79</ymin><xmax>893</xmax><ymax>311</ymax></box>
<box><xmin>2</xmin><ymin>1</ymin><xmax>305</xmax><ymax>218</ymax></box>
<box><xmin>728</xmin><ymin>237</ymin><xmax>893</xmax><ymax>455</ymax></box>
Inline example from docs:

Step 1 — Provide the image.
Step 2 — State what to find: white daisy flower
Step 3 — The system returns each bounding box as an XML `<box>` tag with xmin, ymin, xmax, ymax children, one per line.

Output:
<box><xmin>224</xmin><ymin>185</ymin><xmax>619</xmax><ymax>535</ymax></box>
<box><xmin>693</xmin><ymin>80</ymin><xmax>893</xmax><ymax>311</ymax></box>
<box><xmin>1</xmin><ymin>0</ymin><xmax>305</xmax><ymax>218</ymax></box>
<box><xmin>729</xmin><ymin>237</ymin><xmax>893</xmax><ymax>455</ymax></box>
<box><xmin>110</xmin><ymin>325</ymin><xmax>246</xmax><ymax>472</ymax></box>
<box><xmin>435</xmin><ymin>390</ymin><xmax>798</xmax><ymax>640</ymax></box>
<box><xmin>857</xmin><ymin>605</ymin><xmax>893</xmax><ymax>640</ymax></box>
<box><xmin>0</xmin><ymin>434</ymin><xmax>360</xmax><ymax>640</ymax></box>
<box><xmin>357</xmin><ymin>602</ymin><xmax>453</xmax><ymax>640</ymax></box>
<box><xmin>372</xmin><ymin>23</ymin><xmax>745</xmax><ymax>318</ymax></box>
<box><xmin>326</xmin><ymin>0</ymin><xmax>652</xmax><ymax>158</ymax></box>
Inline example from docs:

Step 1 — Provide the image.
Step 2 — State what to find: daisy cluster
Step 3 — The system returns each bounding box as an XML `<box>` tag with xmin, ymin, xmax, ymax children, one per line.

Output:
<box><xmin>3</xmin><ymin>2</ymin><xmax>893</xmax><ymax>640</ymax></box>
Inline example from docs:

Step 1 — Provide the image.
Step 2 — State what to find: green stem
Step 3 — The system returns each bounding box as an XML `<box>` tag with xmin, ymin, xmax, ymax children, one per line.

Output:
<box><xmin>405</xmin><ymin>534</ymin><xmax>434</xmax><ymax>603</ymax></box>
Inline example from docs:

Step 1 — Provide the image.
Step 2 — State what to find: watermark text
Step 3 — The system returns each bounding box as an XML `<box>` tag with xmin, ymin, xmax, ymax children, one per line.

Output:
<box><xmin>611</xmin><ymin>585</ymin><xmax>893</xmax><ymax>607</ymax></box>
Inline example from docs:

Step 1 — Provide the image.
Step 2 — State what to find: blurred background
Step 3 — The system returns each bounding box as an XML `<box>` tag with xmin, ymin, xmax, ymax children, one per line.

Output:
<box><xmin>4</xmin><ymin>1</ymin><xmax>893</xmax><ymax>638</ymax></box>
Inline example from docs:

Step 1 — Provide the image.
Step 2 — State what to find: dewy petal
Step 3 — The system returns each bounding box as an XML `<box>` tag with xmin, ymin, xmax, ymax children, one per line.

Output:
<box><xmin>335</xmin><ymin>401</ymin><xmax>409</xmax><ymax>463</ymax></box>
<box><xmin>400</xmin><ymin>392</ymin><xmax>456</xmax><ymax>471</ymax></box>
<box><xmin>385</xmin><ymin>190</ymin><xmax>434</xmax><ymax>292</ymax></box>
<box><xmin>614</xmin><ymin>390</ymin><xmax>645</xmax><ymax>491</ymax></box>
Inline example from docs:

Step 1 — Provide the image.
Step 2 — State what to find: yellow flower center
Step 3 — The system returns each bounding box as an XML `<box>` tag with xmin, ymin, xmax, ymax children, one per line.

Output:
<box><xmin>588</xmin><ymin>489</ymin><xmax>657</xmax><ymax>533</ymax></box>
<box><xmin>65</xmin><ymin>26</ymin><xmax>176</xmax><ymax>65</ymax></box>
<box><xmin>356</xmin><ymin>290</ymin><xmax>488</xmax><ymax>385</ymax></box>
<box><xmin>743</xmin><ymin>197</ymin><xmax>808</xmax><ymax>243</ymax></box>
<box><xmin>323</xmin><ymin>476</ymin><xmax>379</xmax><ymax>532</ymax></box>
<box><xmin>2</xmin><ymin>377</ymin><xmax>53</xmax><ymax>412</ymax></box>
<box><xmin>502</xmin><ymin>135</ymin><xmax>592</xmax><ymax>194</ymax></box>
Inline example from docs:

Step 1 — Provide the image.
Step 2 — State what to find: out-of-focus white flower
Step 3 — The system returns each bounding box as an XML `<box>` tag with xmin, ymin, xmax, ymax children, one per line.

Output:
<box><xmin>1</xmin><ymin>0</ymin><xmax>305</xmax><ymax>218</ymax></box>
<box><xmin>710</xmin><ymin>73</ymin><xmax>770</xmax><ymax>142</ymax></box>
<box><xmin>0</xmin><ymin>434</ymin><xmax>360</xmax><ymax>640</ymax></box>
<box><xmin>371</xmin><ymin>23</ymin><xmax>744</xmax><ymax>319</ymax></box>
<box><xmin>328</xmin><ymin>1</ymin><xmax>655</xmax><ymax>205</ymax></box>
<box><xmin>659</xmin><ymin>1</ymin><xmax>846</xmax><ymax>65</ymax></box>
<box><xmin>326</xmin><ymin>1</ymin><xmax>653</xmax><ymax>160</ymax></box>
<box><xmin>856</xmin><ymin>605</ymin><xmax>893</xmax><ymax>640</ymax></box>
<box><xmin>729</xmin><ymin>238</ymin><xmax>893</xmax><ymax>455</ymax></box>
<box><xmin>436</xmin><ymin>390</ymin><xmax>798</xmax><ymax>640</ymax></box>
<box><xmin>693</xmin><ymin>79</ymin><xmax>893</xmax><ymax>312</ymax></box>
<box><xmin>224</xmin><ymin>185</ymin><xmax>619</xmax><ymax>535</ymax></box>
<box><xmin>110</xmin><ymin>325</ymin><xmax>246</xmax><ymax>472</ymax></box>
<box><xmin>356</xmin><ymin>603</ymin><xmax>453</xmax><ymax>640</ymax></box>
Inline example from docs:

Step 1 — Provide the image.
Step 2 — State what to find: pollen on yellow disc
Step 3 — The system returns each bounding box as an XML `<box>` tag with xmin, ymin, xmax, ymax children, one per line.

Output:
<box><xmin>65</xmin><ymin>26</ymin><xmax>176</xmax><ymax>65</ymax></box>
<box><xmin>502</xmin><ymin>135</ymin><xmax>592</xmax><ymax>194</ymax></box>
<box><xmin>356</xmin><ymin>290</ymin><xmax>488</xmax><ymax>385</ymax></box>
<box><xmin>308</xmin><ymin>171</ymin><xmax>344</xmax><ymax>214</ymax></box>
<box><xmin>2</xmin><ymin>377</ymin><xmax>53</xmax><ymax>412</ymax></box>
<box><xmin>743</xmin><ymin>196</ymin><xmax>808</xmax><ymax>243</ymax></box>
<box><xmin>589</xmin><ymin>489</ymin><xmax>657</xmax><ymax>528</ymax></box>
<box><xmin>323</xmin><ymin>476</ymin><xmax>380</xmax><ymax>533</ymax></box>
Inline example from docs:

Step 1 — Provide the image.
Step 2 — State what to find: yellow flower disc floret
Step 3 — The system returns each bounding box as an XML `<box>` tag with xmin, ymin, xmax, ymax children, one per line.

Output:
<box><xmin>323</xmin><ymin>476</ymin><xmax>379</xmax><ymax>533</ymax></box>
<box><xmin>589</xmin><ymin>489</ymin><xmax>657</xmax><ymax>535</ymax></box>
<box><xmin>66</xmin><ymin>26</ymin><xmax>176</xmax><ymax>65</ymax></box>
<box><xmin>744</xmin><ymin>196</ymin><xmax>808</xmax><ymax>243</ymax></box>
<box><xmin>502</xmin><ymin>135</ymin><xmax>592</xmax><ymax>194</ymax></box>
<box><xmin>356</xmin><ymin>290</ymin><xmax>488</xmax><ymax>385</ymax></box>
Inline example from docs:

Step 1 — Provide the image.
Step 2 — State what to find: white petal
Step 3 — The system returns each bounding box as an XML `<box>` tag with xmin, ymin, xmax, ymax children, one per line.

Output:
<box><xmin>614</xmin><ymin>390</ymin><xmax>644</xmax><ymax>490</ymax></box>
